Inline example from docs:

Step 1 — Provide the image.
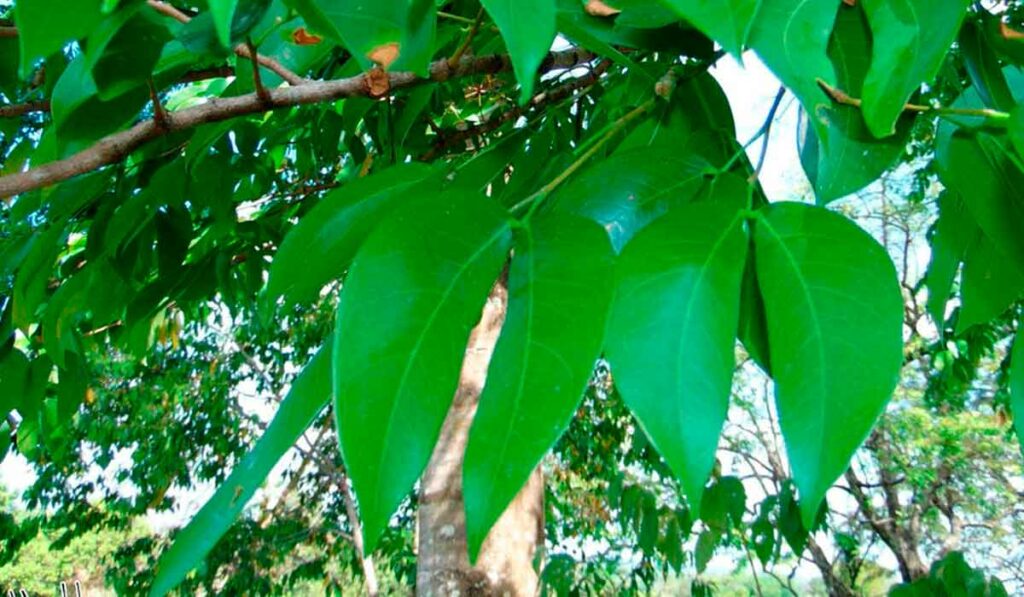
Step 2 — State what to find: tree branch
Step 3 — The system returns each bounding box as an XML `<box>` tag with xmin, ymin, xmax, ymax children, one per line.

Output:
<box><xmin>0</xmin><ymin>26</ymin><xmax>16</xmax><ymax>38</ymax></box>
<box><xmin>0</xmin><ymin>100</ymin><xmax>50</xmax><ymax>118</ymax></box>
<box><xmin>0</xmin><ymin>49</ymin><xmax>595</xmax><ymax>200</ymax></box>
<box><xmin>145</xmin><ymin>0</ymin><xmax>308</xmax><ymax>86</ymax></box>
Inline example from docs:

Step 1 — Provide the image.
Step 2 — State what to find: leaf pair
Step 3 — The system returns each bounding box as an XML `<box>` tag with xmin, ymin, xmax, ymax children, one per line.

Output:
<box><xmin>605</xmin><ymin>198</ymin><xmax>902</xmax><ymax>527</ymax></box>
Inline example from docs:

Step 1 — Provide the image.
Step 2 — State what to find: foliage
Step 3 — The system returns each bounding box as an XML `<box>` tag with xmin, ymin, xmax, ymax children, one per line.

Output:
<box><xmin>1</xmin><ymin>0</ymin><xmax>1024</xmax><ymax>594</ymax></box>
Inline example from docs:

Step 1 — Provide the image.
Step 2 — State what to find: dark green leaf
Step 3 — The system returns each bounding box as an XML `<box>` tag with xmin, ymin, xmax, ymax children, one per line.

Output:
<box><xmin>924</xmin><ymin>193</ymin><xmax>976</xmax><ymax>327</ymax></box>
<box><xmin>700</xmin><ymin>476</ymin><xmax>746</xmax><ymax>532</ymax></box>
<box><xmin>149</xmin><ymin>347</ymin><xmax>332</xmax><ymax>597</ymax></box>
<box><xmin>1013</xmin><ymin>325</ymin><xmax>1024</xmax><ymax>452</ymax></box>
<box><xmin>694</xmin><ymin>529</ymin><xmax>716</xmax><ymax>573</ymax></box>
<box><xmin>84</xmin><ymin>6</ymin><xmax>172</xmax><ymax>100</ymax></box>
<box><xmin>463</xmin><ymin>213</ymin><xmax>613</xmax><ymax>560</ymax></box>
<box><xmin>958</xmin><ymin>234</ymin><xmax>1024</xmax><ymax>334</ymax></box>
<box><xmin>333</xmin><ymin>189</ymin><xmax>512</xmax><ymax>553</ymax></box>
<box><xmin>656</xmin><ymin>0</ymin><xmax>758</xmax><ymax>57</ymax></box>
<box><xmin>606</xmin><ymin>201</ymin><xmax>747</xmax><ymax>513</ymax></box>
<box><xmin>754</xmin><ymin>202</ymin><xmax>902</xmax><ymax>526</ymax></box>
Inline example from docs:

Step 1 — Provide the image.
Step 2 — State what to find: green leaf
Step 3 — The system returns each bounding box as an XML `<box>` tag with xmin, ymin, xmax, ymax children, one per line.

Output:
<box><xmin>753</xmin><ymin>202</ymin><xmax>902</xmax><ymax>526</ymax></box>
<box><xmin>924</xmin><ymin>193</ymin><xmax>976</xmax><ymax>327</ymax></box>
<box><xmin>15</xmin><ymin>0</ymin><xmax>104</xmax><ymax>77</ymax></box>
<box><xmin>209</xmin><ymin>0</ymin><xmax>239</xmax><ymax>47</ymax></box>
<box><xmin>462</xmin><ymin>213</ymin><xmax>614</xmax><ymax>560</ymax></box>
<box><xmin>266</xmin><ymin>164</ymin><xmax>433</xmax><ymax>308</ymax></box>
<box><xmin>959</xmin><ymin>19</ymin><xmax>1016</xmax><ymax>112</ymax></box>
<box><xmin>799</xmin><ymin>4</ymin><xmax>914</xmax><ymax>203</ymax></box>
<box><xmin>748</xmin><ymin>0</ymin><xmax>839</xmax><ymax>149</ymax></box>
<box><xmin>605</xmin><ymin>201</ymin><xmax>747</xmax><ymax>513</ymax></box>
<box><xmin>700</xmin><ymin>476</ymin><xmax>746</xmax><ymax>532</ymax></box>
<box><xmin>859</xmin><ymin>0</ymin><xmax>969</xmax><ymax>137</ymax></box>
<box><xmin>333</xmin><ymin>189</ymin><xmax>512</xmax><ymax>553</ymax></box>
<box><xmin>694</xmin><ymin>529</ymin><xmax>716</xmax><ymax>573</ymax></box>
<box><xmin>656</xmin><ymin>0</ymin><xmax>759</xmax><ymax>57</ymax></box>
<box><xmin>481</xmin><ymin>0</ymin><xmax>556</xmax><ymax>103</ymax></box>
<box><xmin>957</xmin><ymin>234</ymin><xmax>1024</xmax><ymax>334</ymax></box>
<box><xmin>549</xmin><ymin>147</ymin><xmax>710</xmax><ymax>253</ymax></box>
<box><xmin>84</xmin><ymin>6</ymin><xmax>172</xmax><ymax>100</ymax></box>
<box><xmin>287</xmin><ymin>0</ymin><xmax>436</xmax><ymax>75</ymax></box>
<box><xmin>149</xmin><ymin>347</ymin><xmax>333</xmax><ymax>597</ymax></box>
<box><xmin>935</xmin><ymin>127</ymin><xmax>1024</xmax><ymax>276</ymax></box>
<box><xmin>1014</xmin><ymin>326</ymin><xmax>1024</xmax><ymax>453</ymax></box>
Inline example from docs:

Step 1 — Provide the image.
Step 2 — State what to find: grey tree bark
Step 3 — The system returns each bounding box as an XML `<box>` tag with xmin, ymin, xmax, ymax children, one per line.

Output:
<box><xmin>416</xmin><ymin>284</ymin><xmax>545</xmax><ymax>596</ymax></box>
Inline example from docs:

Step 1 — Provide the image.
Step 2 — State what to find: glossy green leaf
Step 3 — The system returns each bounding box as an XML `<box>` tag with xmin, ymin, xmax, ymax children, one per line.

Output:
<box><xmin>266</xmin><ymin>164</ymin><xmax>433</xmax><ymax>308</ymax></box>
<box><xmin>149</xmin><ymin>347</ymin><xmax>333</xmax><ymax>597</ymax></box>
<box><xmin>959</xmin><ymin>19</ymin><xmax>1015</xmax><ymax>112</ymax></box>
<box><xmin>860</xmin><ymin>0</ymin><xmax>969</xmax><ymax>137</ymax></box>
<box><xmin>463</xmin><ymin>213</ymin><xmax>614</xmax><ymax>560</ymax></box>
<box><xmin>656</xmin><ymin>0</ymin><xmax>758</xmax><ymax>57</ymax></box>
<box><xmin>481</xmin><ymin>0</ymin><xmax>556</xmax><ymax>103</ymax></box>
<box><xmin>15</xmin><ymin>0</ymin><xmax>104</xmax><ymax>77</ymax></box>
<box><xmin>1011</xmin><ymin>326</ymin><xmax>1024</xmax><ymax>453</ymax></box>
<box><xmin>287</xmin><ymin>0</ymin><xmax>436</xmax><ymax>75</ymax></box>
<box><xmin>333</xmin><ymin>189</ymin><xmax>512</xmax><ymax>553</ymax></box>
<box><xmin>753</xmin><ymin>202</ymin><xmax>902</xmax><ymax>526</ymax></box>
<box><xmin>957</xmin><ymin>234</ymin><xmax>1024</xmax><ymax>334</ymax></box>
<box><xmin>799</xmin><ymin>4</ymin><xmax>914</xmax><ymax>202</ymax></box>
<box><xmin>550</xmin><ymin>147</ymin><xmax>710</xmax><ymax>253</ymax></box>
<box><xmin>605</xmin><ymin>201</ymin><xmax>747</xmax><ymax>513</ymax></box>
<box><xmin>748</xmin><ymin>0</ymin><xmax>839</xmax><ymax>147</ymax></box>
<box><xmin>209</xmin><ymin>0</ymin><xmax>239</xmax><ymax>47</ymax></box>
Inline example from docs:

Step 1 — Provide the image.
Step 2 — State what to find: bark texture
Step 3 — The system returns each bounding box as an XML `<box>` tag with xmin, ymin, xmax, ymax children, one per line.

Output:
<box><xmin>417</xmin><ymin>285</ymin><xmax>545</xmax><ymax>596</ymax></box>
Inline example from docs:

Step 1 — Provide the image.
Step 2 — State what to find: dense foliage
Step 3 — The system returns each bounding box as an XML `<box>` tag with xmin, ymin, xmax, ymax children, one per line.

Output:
<box><xmin>1</xmin><ymin>0</ymin><xmax>1024</xmax><ymax>594</ymax></box>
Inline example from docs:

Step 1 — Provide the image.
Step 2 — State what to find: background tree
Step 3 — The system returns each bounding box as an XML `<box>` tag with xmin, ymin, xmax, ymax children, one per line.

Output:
<box><xmin>1</xmin><ymin>0</ymin><xmax>1024</xmax><ymax>595</ymax></box>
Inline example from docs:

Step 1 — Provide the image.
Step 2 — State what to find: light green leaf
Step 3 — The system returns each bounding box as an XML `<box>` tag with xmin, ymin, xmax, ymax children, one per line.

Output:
<box><xmin>957</xmin><ymin>233</ymin><xmax>1024</xmax><ymax>334</ymax></box>
<box><xmin>605</xmin><ymin>201</ymin><xmax>747</xmax><ymax>514</ymax></box>
<box><xmin>287</xmin><ymin>0</ymin><xmax>436</xmax><ymax>75</ymax></box>
<box><xmin>482</xmin><ymin>0</ymin><xmax>557</xmax><ymax>103</ymax></box>
<box><xmin>860</xmin><ymin>0</ymin><xmax>969</xmax><ymax>137</ymax></box>
<box><xmin>149</xmin><ymin>347</ymin><xmax>333</xmax><ymax>597</ymax></box>
<box><xmin>656</xmin><ymin>0</ymin><xmax>759</xmax><ymax>57</ymax></box>
<box><xmin>1011</xmin><ymin>325</ymin><xmax>1024</xmax><ymax>452</ymax></box>
<box><xmin>748</xmin><ymin>0</ymin><xmax>839</xmax><ymax>148</ymax></box>
<box><xmin>333</xmin><ymin>189</ymin><xmax>512</xmax><ymax>553</ymax></box>
<box><xmin>266</xmin><ymin>164</ymin><xmax>433</xmax><ymax>308</ymax></box>
<box><xmin>15</xmin><ymin>0</ymin><xmax>104</xmax><ymax>77</ymax></box>
<box><xmin>754</xmin><ymin>202</ymin><xmax>902</xmax><ymax>526</ymax></box>
<box><xmin>463</xmin><ymin>213</ymin><xmax>614</xmax><ymax>560</ymax></box>
<box><xmin>209</xmin><ymin>0</ymin><xmax>239</xmax><ymax>47</ymax></box>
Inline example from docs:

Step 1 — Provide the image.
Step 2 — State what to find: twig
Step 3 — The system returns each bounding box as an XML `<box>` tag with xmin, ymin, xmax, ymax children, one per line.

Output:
<box><xmin>0</xmin><ymin>49</ymin><xmax>595</xmax><ymax>199</ymax></box>
<box><xmin>0</xmin><ymin>100</ymin><xmax>50</xmax><ymax>118</ymax></box>
<box><xmin>247</xmin><ymin>37</ymin><xmax>273</xmax><ymax>106</ymax></box>
<box><xmin>145</xmin><ymin>0</ymin><xmax>307</xmax><ymax>86</ymax></box>
<box><xmin>448</xmin><ymin>8</ymin><xmax>485</xmax><ymax>68</ymax></box>
<box><xmin>0</xmin><ymin>27</ymin><xmax>16</xmax><ymax>38</ymax></box>
<box><xmin>751</xmin><ymin>87</ymin><xmax>786</xmax><ymax>182</ymax></box>
<box><xmin>817</xmin><ymin>79</ymin><xmax>1010</xmax><ymax>121</ymax></box>
<box><xmin>148</xmin><ymin>79</ymin><xmax>170</xmax><ymax>130</ymax></box>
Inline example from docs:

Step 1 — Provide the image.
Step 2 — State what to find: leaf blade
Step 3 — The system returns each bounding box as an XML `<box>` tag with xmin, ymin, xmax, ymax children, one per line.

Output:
<box><xmin>482</xmin><ymin>0</ymin><xmax>557</xmax><ymax>103</ymax></box>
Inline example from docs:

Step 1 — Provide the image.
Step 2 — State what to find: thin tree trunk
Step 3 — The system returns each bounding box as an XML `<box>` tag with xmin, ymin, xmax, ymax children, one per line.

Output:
<box><xmin>416</xmin><ymin>284</ymin><xmax>545</xmax><ymax>596</ymax></box>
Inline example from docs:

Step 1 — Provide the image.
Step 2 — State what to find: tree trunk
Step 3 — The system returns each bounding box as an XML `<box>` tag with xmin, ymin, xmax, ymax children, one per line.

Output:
<box><xmin>416</xmin><ymin>284</ymin><xmax>545</xmax><ymax>596</ymax></box>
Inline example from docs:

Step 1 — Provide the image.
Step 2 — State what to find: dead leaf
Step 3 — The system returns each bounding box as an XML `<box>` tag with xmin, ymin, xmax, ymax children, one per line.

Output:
<box><xmin>841</xmin><ymin>0</ymin><xmax>856</xmax><ymax>6</ymax></box>
<box><xmin>291</xmin><ymin>27</ymin><xmax>323</xmax><ymax>46</ymax></box>
<box><xmin>585</xmin><ymin>0</ymin><xmax>621</xmax><ymax>17</ymax></box>
<box><xmin>366</xmin><ymin>68</ymin><xmax>391</xmax><ymax>97</ymax></box>
<box><xmin>1002</xmin><ymin>21</ymin><xmax>1024</xmax><ymax>41</ymax></box>
<box><xmin>367</xmin><ymin>42</ymin><xmax>401</xmax><ymax>70</ymax></box>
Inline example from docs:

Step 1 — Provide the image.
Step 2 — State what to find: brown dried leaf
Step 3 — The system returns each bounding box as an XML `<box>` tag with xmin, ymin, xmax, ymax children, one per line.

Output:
<box><xmin>367</xmin><ymin>42</ymin><xmax>401</xmax><ymax>70</ymax></box>
<box><xmin>1002</xmin><ymin>21</ymin><xmax>1024</xmax><ymax>41</ymax></box>
<box><xmin>585</xmin><ymin>0</ymin><xmax>621</xmax><ymax>17</ymax></box>
<box><xmin>291</xmin><ymin>27</ymin><xmax>323</xmax><ymax>46</ymax></box>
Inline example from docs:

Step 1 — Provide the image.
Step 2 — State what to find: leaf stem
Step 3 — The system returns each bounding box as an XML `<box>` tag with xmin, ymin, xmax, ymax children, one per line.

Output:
<box><xmin>817</xmin><ymin>79</ymin><xmax>1010</xmax><ymax>122</ymax></box>
<box><xmin>448</xmin><ymin>8</ymin><xmax>485</xmax><ymax>68</ymax></box>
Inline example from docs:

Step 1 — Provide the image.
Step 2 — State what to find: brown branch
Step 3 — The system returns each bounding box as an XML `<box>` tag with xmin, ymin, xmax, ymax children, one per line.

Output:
<box><xmin>0</xmin><ymin>26</ymin><xmax>16</xmax><ymax>38</ymax></box>
<box><xmin>817</xmin><ymin>79</ymin><xmax>1010</xmax><ymax>121</ymax></box>
<box><xmin>0</xmin><ymin>49</ymin><xmax>593</xmax><ymax>199</ymax></box>
<box><xmin>145</xmin><ymin>0</ymin><xmax>307</xmax><ymax>86</ymax></box>
<box><xmin>0</xmin><ymin>100</ymin><xmax>50</xmax><ymax>118</ymax></box>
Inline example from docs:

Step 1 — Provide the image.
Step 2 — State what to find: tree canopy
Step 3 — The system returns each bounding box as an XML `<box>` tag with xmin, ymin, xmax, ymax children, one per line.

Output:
<box><xmin>1</xmin><ymin>0</ymin><xmax>1024</xmax><ymax>595</ymax></box>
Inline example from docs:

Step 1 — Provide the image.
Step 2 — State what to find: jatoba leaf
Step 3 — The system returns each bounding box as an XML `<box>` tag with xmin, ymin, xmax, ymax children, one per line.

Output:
<box><xmin>15</xmin><ymin>0</ymin><xmax>103</xmax><ymax>77</ymax></box>
<box><xmin>482</xmin><ymin>0</ymin><xmax>557</xmax><ymax>103</ymax></box>
<box><xmin>753</xmin><ymin>202</ymin><xmax>902</xmax><ymax>526</ymax></box>
<box><xmin>605</xmin><ymin>201</ymin><xmax>747</xmax><ymax>513</ymax></box>
<box><xmin>463</xmin><ymin>213</ymin><xmax>613</xmax><ymax>560</ymax></box>
<box><xmin>333</xmin><ymin>189</ymin><xmax>511</xmax><ymax>552</ymax></box>
<box><xmin>656</xmin><ymin>0</ymin><xmax>759</xmax><ymax>57</ymax></box>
